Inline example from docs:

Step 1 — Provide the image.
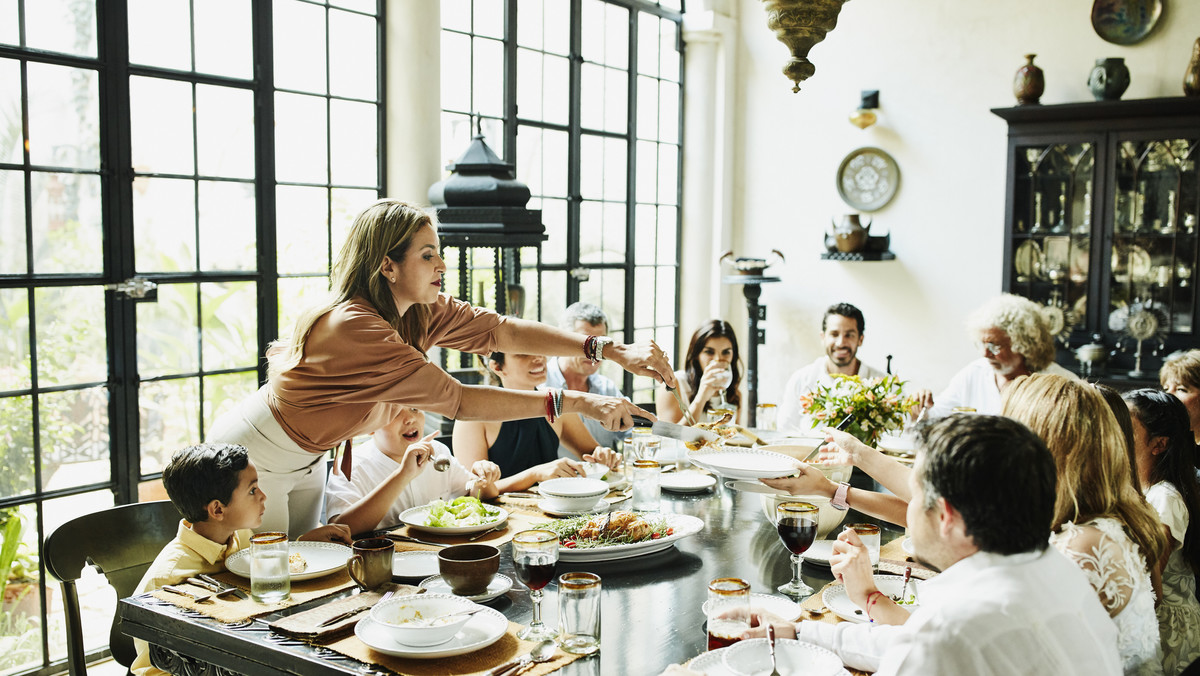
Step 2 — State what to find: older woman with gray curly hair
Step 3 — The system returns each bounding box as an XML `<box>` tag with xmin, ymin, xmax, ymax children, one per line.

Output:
<box><xmin>916</xmin><ymin>294</ymin><xmax>1077</xmax><ymax>418</ymax></box>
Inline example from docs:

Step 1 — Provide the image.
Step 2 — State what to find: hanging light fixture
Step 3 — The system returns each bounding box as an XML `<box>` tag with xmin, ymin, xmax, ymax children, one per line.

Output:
<box><xmin>761</xmin><ymin>0</ymin><xmax>851</xmax><ymax>93</ymax></box>
<box><xmin>849</xmin><ymin>90</ymin><xmax>879</xmax><ymax>129</ymax></box>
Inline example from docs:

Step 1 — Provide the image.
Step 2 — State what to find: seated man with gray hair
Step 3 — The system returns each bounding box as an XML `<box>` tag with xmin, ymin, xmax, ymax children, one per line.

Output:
<box><xmin>545</xmin><ymin>302</ymin><xmax>631</xmax><ymax>456</ymax></box>
<box><xmin>917</xmin><ymin>294</ymin><xmax>1077</xmax><ymax>418</ymax></box>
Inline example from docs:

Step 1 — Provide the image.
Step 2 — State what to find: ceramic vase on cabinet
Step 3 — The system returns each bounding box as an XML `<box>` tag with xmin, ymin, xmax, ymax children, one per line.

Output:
<box><xmin>1088</xmin><ymin>58</ymin><xmax>1130</xmax><ymax>101</ymax></box>
<box><xmin>1185</xmin><ymin>38</ymin><xmax>1200</xmax><ymax>97</ymax></box>
<box><xmin>1013</xmin><ymin>54</ymin><xmax>1045</xmax><ymax>105</ymax></box>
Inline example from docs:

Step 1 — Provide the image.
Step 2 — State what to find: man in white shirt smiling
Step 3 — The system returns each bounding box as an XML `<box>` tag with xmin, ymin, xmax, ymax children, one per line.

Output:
<box><xmin>746</xmin><ymin>414</ymin><xmax>1122</xmax><ymax>676</ymax></box>
<box><xmin>778</xmin><ymin>303</ymin><xmax>887</xmax><ymax>435</ymax></box>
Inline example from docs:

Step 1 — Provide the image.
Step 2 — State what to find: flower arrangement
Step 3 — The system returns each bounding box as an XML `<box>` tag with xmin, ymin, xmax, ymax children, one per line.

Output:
<box><xmin>798</xmin><ymin>374</ymin><xmax>917</xmax><ymax>446</ymax></box>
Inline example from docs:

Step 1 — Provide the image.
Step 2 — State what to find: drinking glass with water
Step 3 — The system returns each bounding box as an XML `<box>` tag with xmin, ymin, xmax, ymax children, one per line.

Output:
<box><xmin>250</xmin><ymin>531</ymin><xmax>291</xmax><ymax>603</ymax></box>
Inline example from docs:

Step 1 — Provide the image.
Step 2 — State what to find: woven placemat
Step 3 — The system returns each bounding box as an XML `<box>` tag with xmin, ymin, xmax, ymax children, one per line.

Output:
<box><xmin>268</xmin><ymin>583</ymin><xmax>420</xmax><ymax>641</ymax></box>
<box><xmin>148</xmin><ymin>569</ymin><xmax>357</xmax><ymax>623</ymax></box>
<box><xmin>326</xmin><ymin>620</ymin><xmax>583</xmax><ymax>675</ymax></box>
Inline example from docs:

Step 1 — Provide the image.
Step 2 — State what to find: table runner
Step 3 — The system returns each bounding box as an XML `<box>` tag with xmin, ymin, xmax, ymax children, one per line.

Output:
<box><xmin>324</xmin><ymin>620</ymin><xmax>583</xmax><ymax>675</ymax></box>
<box><xmin>148</xmin><ymin>569</ymin><xmax>357</xmax><ymax>623</ymax></box>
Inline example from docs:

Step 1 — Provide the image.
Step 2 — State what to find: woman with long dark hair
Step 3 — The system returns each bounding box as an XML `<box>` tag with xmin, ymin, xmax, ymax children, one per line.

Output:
<box><xmin>1124</xmin><ymin>389</ymin><xmax>1200</xmax><ymax>675</ymax></box>
<box><xmin>656</xmin><ymin>319</ymin><xmax>743</xmax><ymax>425</ymax></box>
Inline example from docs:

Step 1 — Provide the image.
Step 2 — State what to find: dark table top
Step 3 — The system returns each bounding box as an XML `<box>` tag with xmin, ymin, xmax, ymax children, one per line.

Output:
<box><xmin>120</xmin><ymin>478</ymin><xmax>900</xmax><ymax>675</ymax></box>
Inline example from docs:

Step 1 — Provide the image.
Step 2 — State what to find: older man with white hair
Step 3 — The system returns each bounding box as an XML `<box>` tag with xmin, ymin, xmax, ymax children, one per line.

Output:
<box><xmin>545</xmin><ymin>302</ymin><xmax>631</xmax><ymax>455</ymax></box>
<box><xmin>916</xmin><ymin>294</ymin><xmax>1076</xmax><ymax>418</ymax></box>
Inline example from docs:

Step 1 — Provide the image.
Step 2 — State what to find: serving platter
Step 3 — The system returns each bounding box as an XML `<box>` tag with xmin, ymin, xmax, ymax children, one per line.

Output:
<box><xmin>689</xmin><ymin>448</ymin><xmax>800</xmax><ymax>480</ymax></box>
<box><xmin>354</xmin><ymin>607</ymin><xmax>509</xmax><ymax>658</ymax></box>
<box><xmin>225</xmin><ymin>541</ymin><xmax>350</xmax><ymax>581</ymax></box>
<box><xmin>556</xmin><ymin>513</ymin><xmax>704</xmax><ymax>562</ymax></box>
<box><xmin>822</xmin><ymin>574</ymin><xmax>922</xmax><ymax>624</ymax></box>
<box><xmin>398</xmin><ymin>504</ymin><xmax>508</xmax><ymax>535</ymax></box>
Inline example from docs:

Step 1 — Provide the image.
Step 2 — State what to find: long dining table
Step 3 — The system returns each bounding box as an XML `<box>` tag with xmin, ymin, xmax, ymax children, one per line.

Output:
<box><xmin>119</xmin><ymin>465</ymin><xmax>903</xmax><ymax>676</ymax></box>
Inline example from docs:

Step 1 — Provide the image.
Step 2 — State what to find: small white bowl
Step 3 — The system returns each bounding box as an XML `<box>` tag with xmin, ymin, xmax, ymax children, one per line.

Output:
<box><xmin>723</xmin><ymin>638</ymin><xmax>844</xmax><ymax>676</ymax></box>
<box><xmin>579</xmin><ymin>461</ymin><xmax>609</xmax><ymax>479</ymax></box>
<box><xmin>369</xmin><ymin>593</ymin><xmax>478</xmax><ymax>646</ymax></box>
<box><xmin>537</xmin><ymin>477</ymin><xmax>608</xmax><ymax>512</ymax></box>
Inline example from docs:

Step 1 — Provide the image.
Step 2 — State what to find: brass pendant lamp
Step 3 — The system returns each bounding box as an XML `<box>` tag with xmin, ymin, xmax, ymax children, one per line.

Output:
<box><xmin>761</xmin><ymin>0</ymin><xmax>851</xmax><ymax>92</ymax></box>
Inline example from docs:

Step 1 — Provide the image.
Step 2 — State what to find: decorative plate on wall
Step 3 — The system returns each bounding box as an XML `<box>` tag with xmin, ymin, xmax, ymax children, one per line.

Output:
<box><xmin>1090</xmin><ymin>0</ymin><xmax>1163</xmax><ymax>45</ymax></box>
<box><xmin>836</xmin><ymin>147</ymin><xmax>901</xmax><ymax>212</ymax></box>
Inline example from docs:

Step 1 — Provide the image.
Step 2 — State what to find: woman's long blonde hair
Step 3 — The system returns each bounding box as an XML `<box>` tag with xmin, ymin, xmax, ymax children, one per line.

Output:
<box><xmin>267</xmin><ymin>199</ymin><xmax>436</xmax><ymax>380</ymax></box>
<box><xmin>1001</xmin><ymin>374</ymin><xmax>1168</xmax><ymax>568</ymax></box>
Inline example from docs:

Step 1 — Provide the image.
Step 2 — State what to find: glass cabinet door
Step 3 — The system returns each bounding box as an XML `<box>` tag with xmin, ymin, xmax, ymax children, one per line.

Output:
<box><xmin>1108</xmin><ymin>137</ymin><xmax>1198</xmax><ymax>356</ymax></box>
<box><xmin>1011</xmin><ymin>141</ymin><xmax>1095</xmax><ymax>344</ymax></box>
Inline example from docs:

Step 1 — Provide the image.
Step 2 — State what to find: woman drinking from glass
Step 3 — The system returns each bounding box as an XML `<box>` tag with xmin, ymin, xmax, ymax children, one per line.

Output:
<box><xmin>657</xmin><ymin>319</ymin><xmax>743</xmax><ymax>425</ymax></box>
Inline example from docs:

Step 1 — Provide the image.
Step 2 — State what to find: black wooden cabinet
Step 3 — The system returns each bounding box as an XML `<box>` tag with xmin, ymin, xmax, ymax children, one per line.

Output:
<box><xmin>993</xmin><ymin>98</ymin><xmax>1200</xmax><ymax>384</ymax></box>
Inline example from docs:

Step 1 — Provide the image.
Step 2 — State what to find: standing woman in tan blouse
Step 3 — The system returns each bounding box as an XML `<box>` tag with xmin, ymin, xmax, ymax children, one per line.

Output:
<box><xmin>210</xmin><ymin>199</ymin><xmax>673</xmax><ymax>537</ymax></box>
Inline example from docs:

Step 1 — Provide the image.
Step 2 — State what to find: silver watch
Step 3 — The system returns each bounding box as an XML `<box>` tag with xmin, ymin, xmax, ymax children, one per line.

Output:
<box><xmin>595</xmin><ymin>336</ymin><xmax>614</xmax><ymax>361</ymax></box>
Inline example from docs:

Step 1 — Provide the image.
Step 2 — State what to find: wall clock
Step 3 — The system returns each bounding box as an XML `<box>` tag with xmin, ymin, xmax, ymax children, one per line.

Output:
<box><xmin>836</xmin><ymin>147</ymin><xmax>900</xmax><ymax>212</ymax></box>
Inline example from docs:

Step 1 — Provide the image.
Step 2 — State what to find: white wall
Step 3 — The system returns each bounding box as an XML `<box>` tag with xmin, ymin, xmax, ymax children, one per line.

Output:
<box><xmin>707</xmin><ymin>0</ymin><xmax>1200</xmax><ymax>403</ymax></box>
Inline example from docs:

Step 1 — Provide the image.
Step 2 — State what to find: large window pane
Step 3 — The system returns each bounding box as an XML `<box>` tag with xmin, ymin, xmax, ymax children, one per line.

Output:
<box><xmin>0</xmin><ymin>395</ymin><xmax>34</xmax><ymax>498</ymax></box>
<box><xmin>134</xmin><ymin>177</ymin><xmax>197</xmax><ymax>273</ymax></box>
<box><xmin>34</xmin><ymin>286</ymin><xmax>106</xmax><ymax>387</ymax></box>
<box><xmin>196</xmin><ymin>85</ymin><xmax>255</xmax><ymax>179</ymax></box>
<box><xmin>441</xmin><ymin>31</ymin><xmax>472</xmax><ymax>114</ymax></box>
<box><xmin>130</xmin><ymin>76</ymin><xmax>195</xmax><ymax>176</ymax></box>
<box><xmin>203</xmin><ymin>372</ymin><xmax>257</xmax><ymax>437</ymax></box>
<box><xmin>40</xmin><ymin>387</ymin><xmax>109</xmax><ymax>491</ymax></box>
<box><xmin>139</xmin><ymin>378</ymin><xmax>200</xmax><ymax>475</ymax></box>
<box><xmin>195</xmin><ymin>0</ymin><xmax>253</xmax><ymax>79</ymax></box>
<box><xmin>277</xmin><ymin>186</ymin><xmax>331</xmax><ymax>274</ymax></box>
<box><xmin>0</xmin><ymin>288</ymin><xmax>30</xmax><ymax>391</ymax></box>
<box><xmin>127</xmin><ymin>0</ymin><xmax>190</xmax><ymax>70</ymax></box>
<box><xmin>0</xmin><ymin>169</ymin><xmax>26</xmax><ymax>274</ymax></box>
<box><xmin>0</xmin><ymin>58</ymin><xmax>21</xmax><ymax>164</ymax></box>
<box><xmin>137</xmin><ymin>283</ymin><xmax>200</xmax><ymax>379</ymax></box>
<box><xmin>0</xmin><ymin>0</ymin><xmax>16</xmax><ymax>46</ymax></box>
<box><xmin>274</xmin><ymin>0</ymin><xmax>328</xmax><ymax>94</ymax></box>
<box><xmin>472</xmin><ymin>38</ymin><xmax>505</xmax><ymax>118</ymax></box>
<box><xmin>330</xmin><ymin>8</ymin><xmax>377</xmax><ymax>100</ymax></box>
<box><xmin>26</xmin><ymin>62</ymin><xmax>99</xmax><ymax>169</ymax></box>
<box><xmin>279</xmin><ymin>276</ymin><xmax>331</xmax><ymax>337</ymax></box>
<box><xmin>31</xmin><ymin>172</ymin><xmax>102</xmax><ymax>274</ymax></box>
<box><xmin>199</xmin><ymin>180</ymin><xmax>256</xmax><ymax>271</ymax></box>
<box><xmin>330</xmin><ymin>99</ymin><xmax>378</xmax><ymax>187</ymax></box>
<box><xmin>276</xmin><ymin>92</ymin><xmax>329</xmax><ymax>184</ymax></box>
<box><xmin>25</xmin><ymin>0</ymin><xmax>96</xmax><ymax>57</ymax></box>
<box><xmin>201</xmin><ymin>281</ymin><xmax>258</xmax><ymax>371</ymax></box>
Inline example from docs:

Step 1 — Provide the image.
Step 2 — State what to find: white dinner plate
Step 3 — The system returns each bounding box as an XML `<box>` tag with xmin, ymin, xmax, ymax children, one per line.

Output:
<box><xmin>224</xmin><ymin>541</ymin><xmax>350</xmax><ymax>581</ymax></box>
<box><xmin>392</xmin><ymin>550</ymin><xmax>440</xmax><ymax>578</ymax></box>
<box><xmin>417</xmin><ymin>573</ymin><xmax>513</xmax><ymax>603</ymax></box>
<box><xmin>660</xmin><ymin>472</ymin><xmax>717</xmax><ymax>493</ymax></box>
<box><xmin>800</xmin><ymin>539</ymin><xmax>836</xmax><ymax>566</ymax></box>
<box><xmin>557</xmin><ymin>513</ymin><xmax>705</xmax><ymax>562</ymax></box>
<box><xmin>702</xmin><ymin>593</ymin><xmax>803</xmax><ymax>622</ymax></box>
<box><xmin>689</xmin><ymin>448</ymin><xmax>801</xmax><ymax>480</ymax></box>
<box><xmin>538</xmin><ymin>498</ymin><xmax>610</xmax><ymax>518</ymax></box>
<box><xmin>399</xmin><ymin>503</ymin><xmax>508</xmax><ymax>535</ymax></box>
<box><xmin>354</xmin><ymin>607</ymin><xmax>508</xmax><ymax>658</ymax></box>
<box><xmin>822</xmin><ymin>574</ymin><xmax>921</xmax><ymax>624</ymax></box>
<box><xmin>723</xmin><ymin>638</ymin><xmax>843</xmax><ymax>676</ymax></box>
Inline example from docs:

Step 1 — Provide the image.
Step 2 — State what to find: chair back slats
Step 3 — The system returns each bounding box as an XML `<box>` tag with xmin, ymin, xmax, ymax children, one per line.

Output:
<box><xmin>44</xmin><ymin>500</ymin><xmax>181</xmax><ymax>675</ymax></box>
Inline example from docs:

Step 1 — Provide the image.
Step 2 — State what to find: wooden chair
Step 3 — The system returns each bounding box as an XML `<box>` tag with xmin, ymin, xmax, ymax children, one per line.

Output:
<box><xmin>43</xmin><ymin>500</ymin><xmax>181</xmax><ymax>676</ymax></box>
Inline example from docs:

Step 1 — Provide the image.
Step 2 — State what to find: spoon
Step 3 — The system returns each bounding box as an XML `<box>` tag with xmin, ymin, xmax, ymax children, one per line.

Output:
<box><xmin>490</xmin><ymin>638</ymin><xmax>557</xmax><ymax>676</ymax></box>
<box><xmin>408</xmin><ymin>604</ymin><xmax>487</xmax><ymax>627</ymax></box>
<box><xmin>767</xmin><ymin>623</ymin><xmax>781</xmax><ymax>676</ymax></box>
<box><xmin>432</xmin><ymin>456</ymin><xmax>451</xmax><ymax>472</ymax></box>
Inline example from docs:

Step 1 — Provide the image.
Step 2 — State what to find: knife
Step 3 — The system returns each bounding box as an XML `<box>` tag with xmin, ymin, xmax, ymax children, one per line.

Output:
<box><xmin>633</xmin><ymin>416</ymin><xmax>718</xmax><ymax>444</ymax></box>
<box><xmin>667</xmin><ymin>385</ymin><xmax>696</xmax><ymax>426</ymax></box>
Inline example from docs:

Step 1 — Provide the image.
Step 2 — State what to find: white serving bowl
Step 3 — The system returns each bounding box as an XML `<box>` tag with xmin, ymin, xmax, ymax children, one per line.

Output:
<box><xmin>759</xmin><ymin>494</ymin><xmax>846</xmax><ymax>540</ymax></box>
<box><xmin>537</xmin><ymin>477</ymin><xmax>608</xmax><ymax>512</ymax></box>
<box><xmin>369</xmin><ymin>593</ymin><xmax>478</xmax><ymax>646</ymax></box>
<box><xmin>758</xmin><ymin>442</ymin><xmax>852</xmax><ymax>484</ymax></box>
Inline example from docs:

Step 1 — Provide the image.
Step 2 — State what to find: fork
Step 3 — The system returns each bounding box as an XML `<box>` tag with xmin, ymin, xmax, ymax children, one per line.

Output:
<box><xmin>467</xmin><ymin>524</ymin><xmax>507</xmax><ymax>541</ymax></box>
<box><xmin>317</xmin><ymin>590</ymin><xmax>394</xmax><ymax>628</ymax></box>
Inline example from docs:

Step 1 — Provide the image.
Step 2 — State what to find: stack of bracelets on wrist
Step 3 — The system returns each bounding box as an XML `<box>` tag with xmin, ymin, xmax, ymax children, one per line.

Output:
<box><xmin>544</xmin><ymin>388</ymin><xmax>564</xmax><ymax>423</ymax></box>
<box><xmin>865</xmin><ymin>590</ymin><xmax>885</xmax><ymax>623</ymax></box>
<box><xmin>582</xmin><ymin>335</ymin><xmax>611</xmax><ymax>363</ymax></box>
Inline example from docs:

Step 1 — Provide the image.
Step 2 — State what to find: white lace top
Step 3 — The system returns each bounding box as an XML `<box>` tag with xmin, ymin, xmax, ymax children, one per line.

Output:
<box><xmin>1051</xmin><ymin>517</ymin><xmax>1163</xmax><ymax>676</ymax></box>
<box><xmin>1145</xmin><ymin>482</ymin><xmax>1200</xmax><ymax>676</ymax></box>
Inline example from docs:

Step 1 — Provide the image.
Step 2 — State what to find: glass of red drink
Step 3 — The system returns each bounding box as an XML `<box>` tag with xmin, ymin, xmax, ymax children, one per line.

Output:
<box><xmin>512</xmin><ymin>529</ymin><xmax>559</xmax><ymax>641</ymax></box>
<box><xmin>706</xmin><ymin>577</ymin><xmax>750</xmax><ymax>651</ymax></box>
<box><xmin>775</xmin><ymin>501</ymin><xmax>818</xmax><ymax>598</ymax></box>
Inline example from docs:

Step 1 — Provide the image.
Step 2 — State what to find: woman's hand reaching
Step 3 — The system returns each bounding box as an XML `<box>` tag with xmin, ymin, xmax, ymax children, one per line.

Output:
<box><xmin>566</xmin><ymin>391</ymin><xmax>655</xmax><ymax>431</ymax></box>
<box><xmin>606</xmin><ymin>340</ymin><xmax>677</xmax><ymax>387</ymax></box>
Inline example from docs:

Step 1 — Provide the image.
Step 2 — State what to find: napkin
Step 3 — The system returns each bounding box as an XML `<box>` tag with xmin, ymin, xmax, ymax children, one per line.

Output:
<box><xmin>148</xmin><ymin>570</ymin><xmax>357</xmax><ymax>623</ymax></box>
<box><xmin>268</xmin><ymin>583</ymin><xmax>420</xmax><ymax>641</ymax></box>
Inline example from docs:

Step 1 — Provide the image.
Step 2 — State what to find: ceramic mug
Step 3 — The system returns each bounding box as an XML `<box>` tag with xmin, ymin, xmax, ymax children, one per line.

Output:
<box><xmin>347</xmin><ymin>538</ymin><xmax>394</xmax><ymax>591</ymax></box>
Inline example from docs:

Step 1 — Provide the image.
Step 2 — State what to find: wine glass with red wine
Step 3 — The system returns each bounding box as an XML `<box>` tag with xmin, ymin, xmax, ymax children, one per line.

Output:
<box><xmin>512</xmin><ymin>529</ymin><xmax>559</xmax><ymax>640</ymax></box>
<box><xmin>776</xmin><ymin>501</ymin><xmax>819</xmax><ymax>598</ymax></box>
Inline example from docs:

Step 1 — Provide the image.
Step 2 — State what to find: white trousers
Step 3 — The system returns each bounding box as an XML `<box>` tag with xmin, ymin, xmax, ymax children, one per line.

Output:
<box><xmin>208</xmin><ymin>386</ymin><xmax>327</xmax><ymax>538</ymax></box>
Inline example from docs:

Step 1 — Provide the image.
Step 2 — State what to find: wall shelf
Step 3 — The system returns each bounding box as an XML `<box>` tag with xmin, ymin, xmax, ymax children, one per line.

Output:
<box><xmin>820</xmin><ymin>251</ymin><xmax>896</xmax><ymax>261</ymax></box>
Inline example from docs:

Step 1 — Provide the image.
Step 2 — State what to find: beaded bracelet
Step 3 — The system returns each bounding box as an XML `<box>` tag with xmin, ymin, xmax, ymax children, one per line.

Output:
<box><xmin>865</xmin><ymin>590</ymin><xmax>885</xmax><ymax>623</ymax></box>
<box><xmin>544</xmin><ymin>390</ymin><xmax>558</xmax><ymax>423</ymax></box>
<box><xmin>583</xmin><ymin>335</ymin><xmax>598</xmax><ymax>362</ymax></box>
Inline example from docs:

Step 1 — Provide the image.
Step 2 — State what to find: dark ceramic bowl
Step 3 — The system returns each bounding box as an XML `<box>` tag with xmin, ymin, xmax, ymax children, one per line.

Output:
<box><xmin>437</xmin><ymin>544</ymin><xmax>500</xmax><ymax>596</ymax></box>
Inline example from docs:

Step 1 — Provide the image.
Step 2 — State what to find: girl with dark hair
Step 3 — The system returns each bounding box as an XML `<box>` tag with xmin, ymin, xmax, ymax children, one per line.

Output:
<box><xmin>657</xmin><ymin>319</ymin><xmax>743</xmax><ymax>425</ymax></box>
<box><xmin>1124</xmin><ymin>389</ymin><xmax>1200</xmax><ymax>675</ymax></box>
